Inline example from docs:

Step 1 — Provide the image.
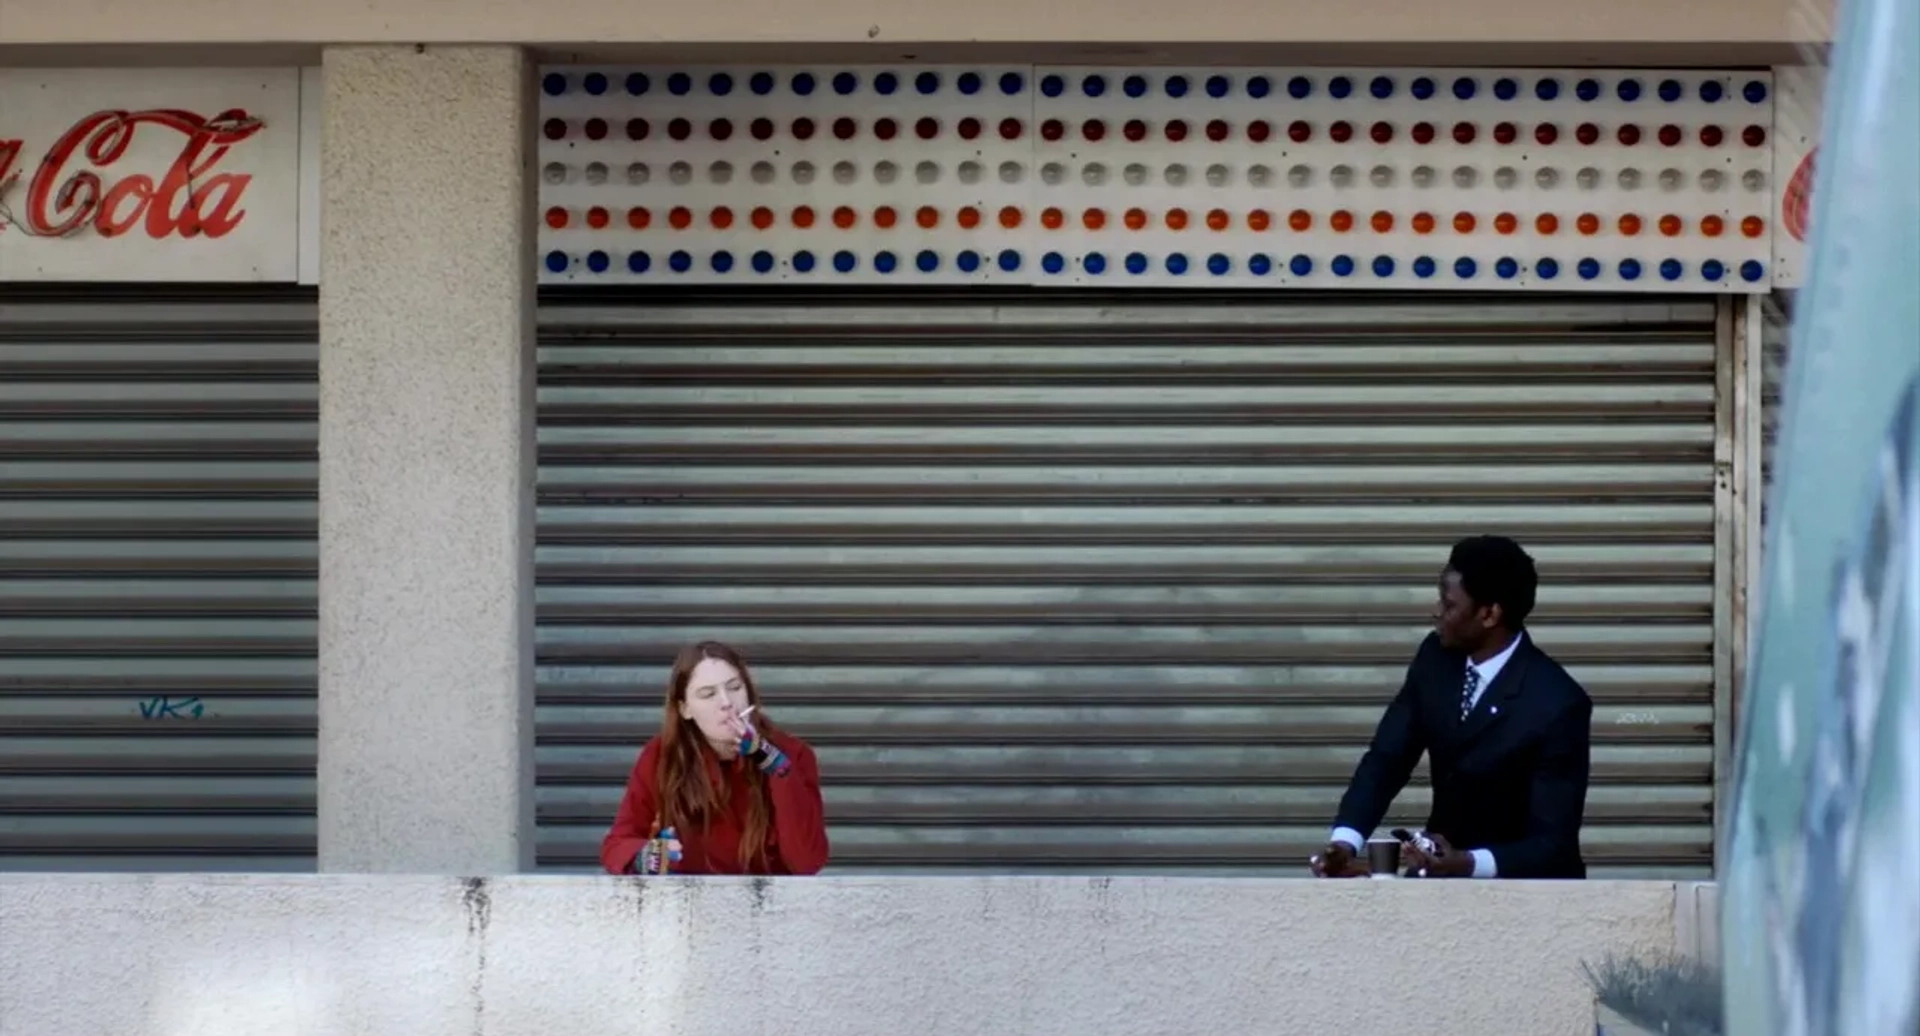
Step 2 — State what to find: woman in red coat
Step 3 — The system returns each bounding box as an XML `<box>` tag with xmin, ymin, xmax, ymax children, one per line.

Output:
<box><xmin>600</xmin><ymin>640</ymin><xmax>830</xmax><ymax>876</ymax></box>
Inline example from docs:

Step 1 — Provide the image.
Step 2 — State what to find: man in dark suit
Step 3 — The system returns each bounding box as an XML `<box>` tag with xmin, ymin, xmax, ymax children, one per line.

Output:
<box><xmin>1310</xmin><ymin>535</ymin><xmax>1593</xmax><ymax>880</ymax></box>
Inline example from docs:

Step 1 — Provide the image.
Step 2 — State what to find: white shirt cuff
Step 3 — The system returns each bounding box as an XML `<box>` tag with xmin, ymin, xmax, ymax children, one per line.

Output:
<box><xmin>1330</xmin><ymin>826</ymin><xmax>1366</xmax><ymax>853</ymax></box>
<box><xmin>1470</xmin><ymin>848</ymin><xmax>1498</xmax><ymax>878</ymax></box>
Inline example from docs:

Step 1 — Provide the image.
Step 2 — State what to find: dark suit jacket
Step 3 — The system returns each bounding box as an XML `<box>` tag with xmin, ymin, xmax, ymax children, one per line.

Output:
<box><xmin>1333</xmin><ymin>631</ymin><xmax>1593</xmax><ymax>879</ymax></box>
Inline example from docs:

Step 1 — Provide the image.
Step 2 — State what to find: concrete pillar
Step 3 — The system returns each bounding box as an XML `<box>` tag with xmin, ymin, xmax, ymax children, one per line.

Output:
<box><xmin>316</xmin><ymin>46</ymin><xmax>536</xmax><ymax>873</ymax></box>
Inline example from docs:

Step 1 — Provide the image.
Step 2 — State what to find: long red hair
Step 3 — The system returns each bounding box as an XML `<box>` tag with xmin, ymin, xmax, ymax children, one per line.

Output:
<box><xmin>654</xmin><ymin>640</ymin><xmax>783</xmax><ymax>870</ymax></box>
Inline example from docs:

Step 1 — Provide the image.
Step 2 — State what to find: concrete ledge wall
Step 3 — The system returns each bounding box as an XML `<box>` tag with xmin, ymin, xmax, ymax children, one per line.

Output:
<box><xmin>1</xmin><ymin>876</ymin><xmax>1699</xmax><ymax>1036</ymax></box>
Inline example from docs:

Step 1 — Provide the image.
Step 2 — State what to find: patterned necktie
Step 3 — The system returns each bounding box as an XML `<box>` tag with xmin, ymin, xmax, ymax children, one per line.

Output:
<box><xmin>1460</xmin><ymin>665</ymin><xmax>1482</xmax><ymax>721</ymax></box>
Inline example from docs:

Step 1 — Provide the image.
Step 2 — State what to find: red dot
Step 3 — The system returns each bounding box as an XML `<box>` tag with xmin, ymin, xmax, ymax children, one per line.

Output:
<box><xmin>750</xmin><ymin>117</ymin><xmax>774</xmax><ymax>140</ymax></box>
<box><xmin>626</xmin><ymin>207</ymin><xmax>650</xmax><ymax>230</ymax></box>
<box><xmin>1534</xmin><ymin>123</ymin><xmax>1558</xmax><ymax>145</ymax></box>
<box><xmin>1123</xmin><ymin>119</ymin><xmax>1148</xmax><ymax>142</ymax></box>
<box><xmin>1743</xmin><ymin>124</ymin><xmax>1767</xmax><ymax>147</ymax></box>
<box><xmin>1657</xmin><ymin>124</ymin><xmax>1681</xmax><ymax>147</ymax></box>
<box><xmin>1288</xmin><ymin>120</ymin><xmax>1312</xmax><ymax>143</ymax></box>
<box><xmin>1452</xmin><ymin>122</ymin><xmax>1476</xmax><ymax>145</ymax></box>
<box><xmin>1165</xmin><ymin>119</ymin><xmax>1188</xmax><ymax>142</ymax></box>
<box><xmin>584</xmin><ymin>118</ymin><xmax>608</xmax><ymax>140</ymax></box>
<box><xmin>1369</xmin><ymin>121</ymin><xmax>1394</xmax><ymax>144</ymax></box>
<box><xmin>542</xmin><ymin>118</ymin><xmax>567</xmax><ymax>140</ymax></box>
<box><xmin>1083</xmin><ymin>119</ymin><xmax>1107</xmax><ymax>141</ymax></box>
<box><xmin>1493</xmin><ymin>121</ymin><xmax>1517</xmax><ymax>144</ymax></box>
<box><xmin>915</xmin><ymin>117</ymin><xmax>940</xmax><ymax>139</ymax></box>
<box><xmin>587</xmin><ymin>206</ymin><xmax>610</xmax><ymax>229</ymax></box>
<box><xmin>751</xmin><ymin>207</ymin><xmax>774</xmax><ymax>229</ymax></box>
<box><xmin>626</xmin><ymin>118</ymin><xmax>649</xmax><ymax>141</ymax></box>
<box><xmin>1699</xmin><ymin>125</ymin><xmax>1725</xmax><ymax>147</ymax></box>
<box><xmin>709</xmin><ymin>118</ymin><xmax>733</xmax><ymax>141</ymax></box>
<box><xmin>873</xmin><ymin>117</ymin><xmax>897</xmax><ymax>141</ymax></box>
<box><xmin>1247</xmin><ymin>120</ymin><xmax>1271</xmax><ymax>143</ymax></box>
<box><xmin>1329</xmin><ymin>120</ymin><xmax>1353</xmax><ymax>143</ymax></box>
<box><xmin>668</xmin><ymin>118</ymin><xmax>691</xmax><ymax>141</ymax></box>
<box><xmin>1206</xmin><ymin>119</ymin><xmax>1230</xmax><ymax>142</ymax></box>
<box><xmin>544</xmin><ymin>206</ymin><xmax>568</xmax><ymax>229</ymax></box>
<box><xmin>1041</xmin><ymin>118</ymin><xmax>1066</xmax><ymax>142</ymax></box>
<box><xmin>958</xmin><ymin>117</ymin><xmax>982</xmax><ymax>140</ymax></box>
<box><xmin>1575</xmin><ymin>122</ymin><xmax>1599</xmax><ymax>145</ymax></box>
<box><xmin>1617</xmin><ymin>124</ymin><xmax>1642</xmax><ymax>146</ymax></box>
<box><xmin>791</xmin><ymin>117</ymin><xmax>815</xmax><ymax>140</ymax></box>
<box><xmin>1411</xmin><ymin>122</ymin><xmax>1436</xmax><ymax>145</ymax></box>
<box><xmin>833</xmin><ymin>117</ymin><xmax>858</xmax><ymax>140</ymax></box>
<box><xmin>669</xmin><ymin>207</ymin><xmax>692</xmax><ymax>230</ymax></box>
<box><xmin>999</xmin><ymin>117</ymin><xmax>1024</xmax><ymax>140</ymax></box>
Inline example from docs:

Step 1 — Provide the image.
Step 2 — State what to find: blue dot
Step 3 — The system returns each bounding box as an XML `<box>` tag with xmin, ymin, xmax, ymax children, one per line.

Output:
<box><xmin>1701</xmin><ymin>259</ymin><xmax>1725</xmax><ymax>281</ymax></box>
<box><xmin>1743</xmin><ymin>80</ymin><xmax>1768</xmax><ymax>103</ymax></box>
<box><xmin>1331</xmin><ymin>255</ymin><xmax>1355</xmax><ymax>277</ymax></box>
<box><xmin>543</xmin><ymin>250</ymin><xmax>568</xmax><ymax>273</ymax></box>
<box><xmin>1125</xmin><ymin>253</ymin><xmax>1148</xmax><ymax>275</ymax></box>
<box><xmin>957</xmin><ymin>72</ymin><xmax>981</xmax><ymax>95</ymax></box>
<box><xmin>1042</xmin><ymin>252</ymin><xmax>1065</xmax><ymax>275</ymax></box>
<box><xmin>751</xmin><ymin>72</ymin><xmax>776</xmax><ymax>95</ymax></box>
<box><xmin>916</xmin><ymin>250</ymin><xmax>939</xmax><ymax>273</ymax></box>
<box><xmin>1084</xmin><ymin>253</ymin><xmax>1108</xmax><ymax>275</ymax></box>
<box><xmin>1578</xmin><ymin>257</ymin><xmax>1601</xmax><ymax>280</ymax></box>
<box><xmin>1249</xmin><ymin>254</ymin><xmax>1272</xmax><ymax>276</ymax></box>
<box><xmin>669</xmin><ymin>250</ymin><xmax>692</xmax><ymax>273</ymax></box>
<box><xmin>873</xmin><ymin>71</ymin><xmax>898</xmax><ymax>95</ymax></box>
<box><xmin>1658</xmin><ymin>79</ymin><xmax>1683</xmax><ymax>102</ymax></box>
<box><xmin>997</xmin><ymin>249</ymin><xmax>1021</xmax><ymax>272</ymax></box>
<box><xmin>1617</xmin><ymin>78</ymin><xmax>1642</xmax><ymax>102</ymax></box>
<box><xmin>1576</xmin><ymin>78</ymin><xmax>1600</xmax><ymax>101</ymax></box>
<box><xmin>542</xmin><ymin>72</ymin><xmax>568</xmax><ymax>96</ymax></box>
<box><xmin>1289</xmin><ymin>254</ymin><xmax>1313</xmax><ymax>277</ymax></box>
<box><xmin>1535</xmin><ymin>78</ymin><xmax>1560</xmax><ymax>101</ymax></box>
<box><xmin>957</xmin><ymin>250</ymin><xmax>981</xmax><ymax>273</ymax></box>
<box><xmin>874</xmin><ymin>251</ymin><xmax>897</xmax><ymax>274</ymax></box>
<box><xmin>1410</xmin><ymin>76</ymin><xmax>1435</xmax><ymax>100</ymax></box>
<box><xmin>751</xmin><ymin>250</ymin><xmax>775</xmax><ymax>274</ymax></box>
<box><xmin>791</xmin><ymin>72</ymin><xmax>816</xmax><ymax>95</ymax></box>
<box><xmin>712</xmin><ymin>251</ymin><xmax>735</xmax><ymax>274</ymax></box>
<box><xmin>1370</xmin><ymin>75</ymin><xmax>1395</xmax><ymax>99</ymax></box>
<box><xmin>1207</xmin><ymin>75</ymin><xmax>1231</xmax><ymax>98</ymax></box>
<box><xmin>915</xmin><ymin>71</ymin><xmax>940</xmax><ymax>95</ymax></box>
<box><xmin>832</xmin><ymin>250</ymin><xmax>857</xmax><ymax>273</ymax></box>
<box><xmin>1207</xmin><ymin>253</ymin><xmax>1231</xmax><ymax>275</ymax></box>
<box><xmin>1165</xmin><ymin>75</ymin><xmax>1189</xmax><ymax>98</ymax></box>
<box><xmin>1537</xmin><ymin>258</ymin><xmax>1560</xmax><ymax>280</ymax></box>
<box><xmin>1287</xmin><ymin>76</ymin><xmax>1312</xmax><ymax>99</ymax></box>
<box><xmin>1619</xmin><ymin>259</ymin><xmax>1642</xmax><ymax>280</ymax></box>
<box><xmin>1495</xmin><ymin>257</ymin><xmax>1519</xmax><ymax>279</ymax></box>
<box><xmin>792</xmin><ymin>250</ymin><xmax>816</xmax><ymax>273</ymax></box>
<box><xmin>1413</xmin><ymin>256</ymin><xmax>1436</xmax><ymax>278</ymax></box>
<box><xmin>1248</xmin><ymin>76</ymin><xmax>1271</xmax><ymax>98</ymax></box>
<box><xmin>668</xmin><ymin>72</ymin><xmax>692</xmax><ymax>96</ymax></box>
<box><xmin>1494</xmin><ymin>77</ymin><xmax>1519</xmax><ymax>101</ymax></box>
<box><xmin>1125</xmin><ymin>75</ymin><xmax>1148</xmax><ymax>98</ymax></box>
<box><xmin>1372</xmin><ymin>256</ymin><xmax>1396</xmax><ymax>277</ymax></box>
<box><xmin>1166</xmin><ymin>253</ymin><xmax>1189</xmax><ymax>275</ymax></box>
<box><xmin>1452</xmin><ymin>76</ymin><xmax>1477</xmax><ymax>100</ymax></box>
<box><xmin>709</xmin><ymin>72</ymin><xmax>733</xmax><ymax>96</ymax></box>
<box><xmin>1660</xmin><ymin>259</ymin><xmax>1683</xmax><ymax>281</ymax></box>
<box><xmin>833</xmin><ymin>71</ymin><xmax>858</xmax><ymax>95</ymax></box>
<box><xmin>627</xmin><ymin>251</ymin><xmax>651</xmax><ymax>274</ymax></box>
<box><xmin>626</xmin><ymin>72</ymin><xmax>651</xmax><ymax>96</ymax></box>
<box><xmin>587</xmin><ymin>250</ymin><xmax>610</xmax><ymax>273</ymax></box>
<box><xmin>1740</xmin><ymin>260</ymin><xmax>1765</xmax><ymax>283</ymax></box>
<box><xmin>1085</xmin><ymin>74</ymin><xmax>1108</xmax><ymax>98</ymax></box>
<box><xmin>1700</xmin><ymin>81</ymin><xmax>1725</xmax><ymax>103</ymax></box>
<box><xmin>999</xmin><ymin>71</ymin><xmax>1024</xmax><ymax>95</ymax></box>
<box><xmin>1454</xmin><ymin>257</ymin><xmax>1478</xmax><ymax>279</ymax></box>
<box><xmin>1329</xmin><ymin>75</ymin><xmax>1352</xmax><ymax>99</ymax></box>
<box><xmin>1040</xmin><ymin>74</ymin><xmax>1065</xmax><ymax>97</ymax></box>
<box><xmin>583</xmin><ymin>72</ymin><xmax>608</xmax><ymax>95</ymax></box>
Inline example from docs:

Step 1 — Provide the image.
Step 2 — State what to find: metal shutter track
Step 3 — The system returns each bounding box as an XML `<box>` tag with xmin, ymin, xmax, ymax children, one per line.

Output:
<box><xmin>535</xmin><ymin>290</ymin><xmax>1720</xmax><ymax>879</ymax></box>
<box><xmin>0</xmin><ymin>287</ymin><xmax>318</xmax><ymax>872</ymax></box>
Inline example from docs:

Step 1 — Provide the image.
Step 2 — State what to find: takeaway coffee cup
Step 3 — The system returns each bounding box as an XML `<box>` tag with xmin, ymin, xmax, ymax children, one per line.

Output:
<box><xmin>1366</xmin><ymin>837</ymin><xmax>1403</xmax><ymax>879</ymax></box>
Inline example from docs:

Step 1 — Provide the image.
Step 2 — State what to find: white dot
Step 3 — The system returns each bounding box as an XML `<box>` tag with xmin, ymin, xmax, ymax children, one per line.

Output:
<box><xmin>1164</xmin><ymin>163</ymin><xmax>1189</xmax><ymax>186</ymax></box>
<box><xmin>1493</xmin><ymin>166</ymin><xmax>1518</xmax><ymax>190</ymax></box>
<box><xmin>1123</xmin><ymin>162</ymin><xmax>1150</xmax><ymax>186</ymax></box>
<box><xmin>1576</xmin><ymin>166</ymin><xmax>1600</xmax><ymax>190</ymax></box>
<box><xmin>1451</xmin><ymin>165</ymin><xmax>1476</xmax><ymax>189</ymax></box>
<box><xmin>1659</xmin><ymin>167</ymin><xmax>1684</xmax><ymax>191</ymax></box>
<box><xmin>1082</xmin><ymin>162</ymin><xmax>1108</xmax><ymax>186</ymax></box>
<box><xmin>833</xmin><ymin>160</ymin><xmax>858</xmax><ymax>184</ymax></box>
<box><xmin>751</xmin><ymin>161</ymin><xmax>776</xmax><ymax>184</ymax></box>
<box><xmin>1248</xmin><ymin>163</ymin><xmax>1273</xmax><ymax>187</ymax></box>
<box><xmin>1412</xmin><ymin>165</ymin><xmax>1436</xmax><ymax>188</ymax></box>
<box><xmin>791</xmin><ymin>161</ymin><xmax>816</xmax><ymax>185</ymax></box>
<box><xmin>1534</xmin><ymin>167</ymin><xmax>1559</xmax><ymax>189</ymax></box>
<box><xmin>1743</xmin><ymin>169</ymin><xmax>1768</xmax><ymax>192</ymax></box>
<box><xmin>542</xmin><ymin>162</ymin><xmax>568</xmax><ymax>185</ymax></box>
<box><xmin>1041</xmin><ymin>162</ymin><xmax>1066</xmax><ymax>185</ymax></box>
<box><xmin>1206</xmin><ymin>163</ymin><xmax>1231</xmax><ymax>187</ymax></box>
<box><xmin>999</xmin><ymin>161</ymin><xmax>1025</xmax><ymax>184</ymax></box>
<box><xmin>1699</xmin><ymin>169</ymin><xmax>1725</xmax><ymax>192</ymax></box>
<box><xmin>669</xmin><ymin>161</ymin><xmax>692</xmax><ymax>185</ymax></box>
<box><xmin>1617</xmin><ymin>168</ymin><xmax>1642</xmax><ymax>190</ymax></box>
<box><xmin>915</xmin><ymin>161</ymin><xmax>940</xmax><ymax>184</ymax></box>
<box><xmin>874</xmin><ymin>161</ymin><xmax>899</xmax><ymax>184</ymax></box>
<box><xmin>1330</xmin><ymin>164</ymin><xmax>1355</xmax><ymax>188</ymax></box>
<box><xmin>957</xmin><ymin>161</ymin><xmax>983</xmax><ymax>185</ymax></box>
<box><xmin>1369</xmin><ymin>165</ymin><xmax>1394</xmax><ymax>188</ymax></box>
<box><xmin>626</xmin><ymin>162</ymin><xmax>650</xmax><ymax>185</ymax></box>
<box><xmin>709</xmin><ymin>161</ymin><xmax>733</xmax><ymax>184</ymax></box>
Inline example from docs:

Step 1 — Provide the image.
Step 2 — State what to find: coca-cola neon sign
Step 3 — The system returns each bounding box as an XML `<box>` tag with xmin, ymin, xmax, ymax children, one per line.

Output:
<box><xmin>0</xmin><ymin>107</ymin><xmax>265</xmax><ymax>240</ymax></box>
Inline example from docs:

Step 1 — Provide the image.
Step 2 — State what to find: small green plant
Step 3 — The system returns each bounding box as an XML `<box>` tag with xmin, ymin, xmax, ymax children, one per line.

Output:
<box><xmin>1583</xmin><ymin>951</ymin><xmax>1723</xmax><ymax>1036</ymax></box>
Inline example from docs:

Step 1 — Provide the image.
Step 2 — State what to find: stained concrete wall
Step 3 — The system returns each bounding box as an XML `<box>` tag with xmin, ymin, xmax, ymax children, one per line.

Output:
<box><xmin>0</xmin><ymin>875</ymin><xmax>1701</xmax><ymax>1036</ymax></box>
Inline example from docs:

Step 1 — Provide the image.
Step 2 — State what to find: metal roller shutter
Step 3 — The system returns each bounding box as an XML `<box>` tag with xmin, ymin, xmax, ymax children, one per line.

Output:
<box><xmin>0</xmin><ymin>287</ymin><xmax>318</xmax><ymax>872</ymax></box>
<box><xmin>1760</xmin><ymin>291</ymin><xmax>1795</xmax><ymax>528</ymax></box>
<box><xmin>535</xmin><ymin>289</ymin><xmax>1721</xmax><ymax>879</ymax></box>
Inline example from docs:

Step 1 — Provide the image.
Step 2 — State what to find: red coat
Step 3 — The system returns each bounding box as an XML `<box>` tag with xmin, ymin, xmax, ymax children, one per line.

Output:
<box><xmin>600</xmin><ymin>731</ymin><xmax>830</xmax><ymax>876</ymax></box>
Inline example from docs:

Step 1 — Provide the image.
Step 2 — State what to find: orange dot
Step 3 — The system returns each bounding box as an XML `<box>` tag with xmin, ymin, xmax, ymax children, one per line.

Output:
<box><xmin>1535</xmin><ymin>213</ymin><xmax>1559</xmax><ymax>235</ymax></box>
<box><xmin>1040</xmin><ymin>207</ymin><xmax>1065</xmax><ymax>230</ymax></box>
<box><xmin>627</xmin><ymin>207</ymin><xmax>651</xmax><ymax>230</ymax></box>
<box><xmin>1330</xmin><ymin>210</ymin><xmax>1354</xmax><ymax>233</ymax></box>
<box><xmin>957</xmin><ymin>206</ymin><xmax>981</xmax><ymax>229</ymax></box>
<box><xmin>1083</xmin><ymin>208</ymin><xmax>1107</xmax><ymax>231</ymax></box>
<box><xmin>791</xmin><ymin>205</ymin><xmax>816</xmax><ymax>229</ymax></box>
<box><xmin>1618</xmin><ymin>214</ymin><xmax>1642</xmax><ymax>236</ymax></box>
<box><xmin>1206</xmin><ymin>208</ymin><xmax>1230</xmax><ymax>231</ymax></box>
<box><xmin>1576</xmin><ymin>212</ymin><xmax>1600</xmax><ymax>236</ymax></box>
<box><xmin>544</xmin><ymin>206</ymin><xmax>569</xmax><ymax>229</ymax></box>
<box><xmin>1370</xmin><ymin>211</ymin><xmax>1394</xmax><ymax>233</ymax></box>
<box><xmin>1494</xmin><ymin>212</ymin><xmax>1518</xmax><ymax>235</ymax></box>
<box><xmin>1124</xmin><ymin>208</ymin><xmax>1148</xmax><ymax>231</ymax></box>
<box><xmin>1288</xmin><ymin>209</ymin><xmax>1312</xmax><ymax>232</ymax></box>
<box><xmin>751</xmin><ymin>206</ymin><xmax>774</xmax><ymax>230</ymax></box>
<box><xmin>1700</xmin><ymin>215</ymin><xmax>1724</xmax><ymax>237</ymax></box>
<box><xmin>916</xmin><ymin>206</ymin><xmax>940</xmax><ymax>229</ymax></box>
<box><xmin>668</xmin><ymin>207</ymin><xmax>692</xmax><ymax>230</ymax></box>
<box><xmin>1659</xmin><ymin>214</ymin><xmax>1683</xmax><ymax>237</ymax></box>
<box><xmin>1741</xmin><ymin>215</ymin><xmax>1765</xmax><ymax>238</ymax></box>
<box><xmin>1411</xmin><ymin>212</ymin><xmax>1436</xmax><ymax>235</ymax></box>
<box><xmin>710</xmin><ymin>206</ymin><xmax>734</xmax><ymax>230</ymax></box>
<box><xmin>832</xmin><ymin>206</ymin><xmax>857</xmax><ymax>229</ymax></box>
<box><xmin>1452</xmin><ymin>212</ymin><xmax>1476</xmax><ymax>234</ymax></box>
<box><xmin>1166</xmin><ymin>208</ymin><xmax>1189</xmax><ymax>231</ymax></box>
<box><xmin>873</xmin><ymin>206</ymin><xmax>898</xmax><ymax>229</ymax></box>
<box><xmin>586</xmin><ymin>206</ymin><xmax>610</xmax><ymax>230</ymax></box>
<box><xmin>998</xmin><ymin>206</ymin><xmax>1023</xmax><ymax>229</ymax></box>
<box><xmin>1247</xmin><ymin>209</ymin><xmax>1271</xmax><ymax>232</ymax></box>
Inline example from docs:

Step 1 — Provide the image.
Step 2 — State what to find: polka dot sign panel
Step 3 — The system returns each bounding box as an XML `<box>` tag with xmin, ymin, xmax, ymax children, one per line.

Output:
<box><xmin>537</xmin><ymin>65</ymin><xmax>1778</xmax><ymax>291</ymax></box>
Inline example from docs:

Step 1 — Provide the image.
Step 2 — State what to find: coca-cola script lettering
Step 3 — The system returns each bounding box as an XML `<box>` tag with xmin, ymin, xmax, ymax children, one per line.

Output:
<box><xmin>0</xmin><ymin>108</ymin><xmax>264</xmax><ymax>239</ymax></box>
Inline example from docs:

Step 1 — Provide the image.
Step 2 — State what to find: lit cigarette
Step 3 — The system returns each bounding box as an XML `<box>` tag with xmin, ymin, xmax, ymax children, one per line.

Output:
<box><xmin>738</xmin><ymin>705</ymin><xmax>756</xmax><ymax>719</ymax></box>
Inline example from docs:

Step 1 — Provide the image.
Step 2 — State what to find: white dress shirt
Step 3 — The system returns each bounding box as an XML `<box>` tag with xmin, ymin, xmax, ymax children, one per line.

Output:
<box><xmin>1329</xmin><ymin>631</ymin><xmax>1525</xmax><ymax>878</ymax></box>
